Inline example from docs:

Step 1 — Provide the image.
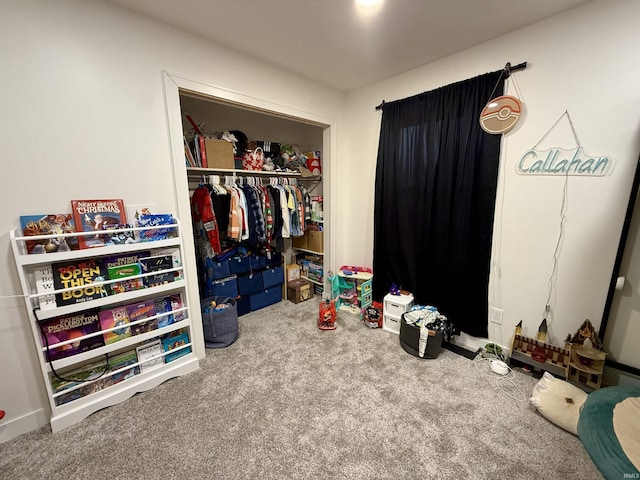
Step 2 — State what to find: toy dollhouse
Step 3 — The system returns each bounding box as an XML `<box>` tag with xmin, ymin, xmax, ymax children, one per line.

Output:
<box><xmin>327</xmin><ymin>266</ymin><xmax>373</xmax><ymax>317</ymax></box>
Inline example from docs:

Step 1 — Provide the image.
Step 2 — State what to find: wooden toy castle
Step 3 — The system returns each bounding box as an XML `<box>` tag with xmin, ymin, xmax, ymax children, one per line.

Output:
<box><xmin>509</xmin><ymin>319</ymin><xmax>606</xmax><ymax>391</ymax></box>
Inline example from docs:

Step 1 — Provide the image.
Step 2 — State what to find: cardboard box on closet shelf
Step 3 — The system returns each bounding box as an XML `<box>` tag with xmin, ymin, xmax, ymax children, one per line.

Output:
<box><xmin>204</xmin><ymin>138</ymin><xmax>235</xmax><ymax>169</ymax></box>
<box><xmin>286</xmin><ymin>264</ymin><xmax>301</xmax><ymax>282</ymax></box>
<box><xmin>292</xmin><ymin>228</ymin><xmax>323</xmax><ymax>253</ymax></box>
<box><xmin>306</xmin><ymin>230</ymin><xmax>323</xmax><ymax>253</ymax></box>
<box><xmin>292</xmin><ymin>235</ymin><xmax>307</xmax><ymax>250</ymax></box>
<box><xmin>287</xmin><ymin>278</ymin><xmax>312</xmax><ymax>304</ymax></box>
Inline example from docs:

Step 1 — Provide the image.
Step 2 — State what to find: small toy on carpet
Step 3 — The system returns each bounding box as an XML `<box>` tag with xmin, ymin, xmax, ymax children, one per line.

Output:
<box><xmin>318</xmin><ymin>299</ymin><xmax>337</xmax><ymax>330</ymax></box>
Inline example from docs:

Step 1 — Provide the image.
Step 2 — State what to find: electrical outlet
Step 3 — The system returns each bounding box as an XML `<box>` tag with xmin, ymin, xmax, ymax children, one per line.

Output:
<box><xmin>490</xmin><ymin>307</ymin><xmax>504</xmax><ymax>325</ymax></box>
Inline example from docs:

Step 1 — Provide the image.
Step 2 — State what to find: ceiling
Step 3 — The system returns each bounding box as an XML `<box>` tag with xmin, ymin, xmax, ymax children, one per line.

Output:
<box><xmin>110</xmin><ymin>0</ymin><xmax>593</xmax><ymax>92</ymax></box>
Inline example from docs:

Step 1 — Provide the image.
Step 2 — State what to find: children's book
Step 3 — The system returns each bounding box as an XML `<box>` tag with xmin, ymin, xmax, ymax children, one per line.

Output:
<box><xmin>52</xmin><ymin>258</ymin><xmax>109</xmax><ymax>306</ymax></box>
<box><xmin>20</xmin><ymin>214</ymin><xmax>80</xmax><ymax>254</ymax></box>
<box><xmin>153</xmin><ymin>296</ymin><xmax>174</xmax><ymax>328</ymax></box>
<box><xmin>137</xmin><ymin>214</ymin><xmax>176</xmax><ymax>242</ymax></box>
<box><xmin>139</xmin><ymin>254</ymin><xmax>174</xmax><ymax>287</ymax></box>
<box><xmin>108</xmin><ymin>349</ymin><xmax>139</xmax><ymax>385</ymax></box>
<box><xmin>162</xmin><ymin>332</ymin><xmax>191</xmax><ymax>363</ymax></box>
<box><xmin>136</xmin><ymin>339</ymin><xmax>164</xmax><ymax>373</ymax></box>
<box><xmin>39</xmin><ymin>309</ymin><xmax>104</xmax><ymax>362</ymax></box>
<box><xmin>103</xmin><ymin>251</ymin><xmax>150</xmax><ymax>295</ymax></box>
<box><xmin>51</xmin><ymin>358</ymin><xmax>111</xmax><ymax>406</ymax></box>
<box><xmin>126</xmin><ymin>299</ymin><xmax>157</xmax><ymax>335</ymax></box>
<box><xmin>70</xmin><ymin>199</ymin><xmax>127</xmax><ymax>249</ymax></box>
<box><xmin>126</xmin><ymin>204</ymin><xmax>156</xmax><ymax>241</ymax></box>
<box><xmin>103</xmin><ymin>251</ymin><xmax>150</xmax><ymax>270</ymax></box>
<box><xmin>51</xmin><ymin>359</ymin><xmax>110</xmax><ymax>394</ymax></box>
<box><xmin>101</xmin><ymin>224</ymin><xmax>136</xmax><ymax>246</ymax></box>
<box><xmin>170</xmin><ymin>294</ymin><xmax>185</xmax><ymax>323</ymax></box>
<box><xmin>34</xmin><ymin>264</ymin><xmax>57</xmax><ymax>310</ymax></box>
<box><xmin>152</xmin><ymin>247</ymin><xmax>183</xmax><ymax>281</ymax></box>
<box><xmin>98</xmin><ymin>306</ymin><xmax>132</xmax><ymax>345</ymax></box>
<box><xmin>107</xmin><ymin>262</ymin><xmax>143</xmax><ymax>295</ymax></box>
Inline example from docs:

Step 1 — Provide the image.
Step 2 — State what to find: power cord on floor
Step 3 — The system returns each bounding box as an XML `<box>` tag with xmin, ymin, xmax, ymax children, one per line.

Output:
<box><xmin>474</xmin><ymin>357</ymin><xmax>528</xmax><ymax>402</ymax></box>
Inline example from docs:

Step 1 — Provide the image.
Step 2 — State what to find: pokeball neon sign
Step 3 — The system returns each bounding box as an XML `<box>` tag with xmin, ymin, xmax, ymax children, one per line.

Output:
<box><xmin>480</xmin><ymin>95</ymin><xmax>522</xmax><ymax>134</ymax></box>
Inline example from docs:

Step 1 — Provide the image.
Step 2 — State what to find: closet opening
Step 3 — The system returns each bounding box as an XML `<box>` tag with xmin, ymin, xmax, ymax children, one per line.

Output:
<box><xmin>162</xmin><ymin>72</ymin><xmax>335</xmax><ymax>360</ymax></box>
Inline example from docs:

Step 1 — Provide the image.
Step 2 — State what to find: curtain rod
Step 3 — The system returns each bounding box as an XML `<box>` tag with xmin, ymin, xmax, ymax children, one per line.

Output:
<box><xmin>375</xmin><ymin>61</ymin><xmax>527</xmax><ymax>111</ymax></box>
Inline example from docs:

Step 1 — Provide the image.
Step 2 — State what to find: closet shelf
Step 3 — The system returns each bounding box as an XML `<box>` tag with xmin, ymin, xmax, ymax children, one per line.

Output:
<box><xmin>186</xmin><ymin>167</ymin><xmax>320</xmax><ymax>180</ymax></box>
<box><xmin>292</xmin><ymin>247</ymin><xmax>323</xmax><ymax>256</ymax></box>
<box><xmin>301</xmin><ymin>276</ymin><xmax>323</xmax><ymax>286</ymax></box>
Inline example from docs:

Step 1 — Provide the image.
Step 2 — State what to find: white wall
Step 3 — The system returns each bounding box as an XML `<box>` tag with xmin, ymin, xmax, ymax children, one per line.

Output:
<box><xmin>341</xmin><ymin>0</ymin><xmax>640</xmax><ymax>351</ymax></box>
<box><xmin>0</xmin><ymin>0</ymin><xmax>344</xmax><ymax>442</ymax></box>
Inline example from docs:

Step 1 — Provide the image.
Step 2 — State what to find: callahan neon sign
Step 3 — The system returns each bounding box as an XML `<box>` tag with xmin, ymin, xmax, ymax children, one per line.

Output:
<box><xmin>516</xmin><ymin>147</ymin><xmax>614</xmax><ymax>176</ymax></box>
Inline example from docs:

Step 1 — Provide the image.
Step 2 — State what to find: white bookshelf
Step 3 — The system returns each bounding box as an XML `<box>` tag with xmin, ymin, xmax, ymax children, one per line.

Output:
<box><xmin>10</xmin><ymin>220</ymin><xmax>199</xmax><ymax>432</ymax></box>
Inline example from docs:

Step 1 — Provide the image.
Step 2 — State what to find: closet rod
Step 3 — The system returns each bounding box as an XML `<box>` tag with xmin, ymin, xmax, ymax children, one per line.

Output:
<box><xmin>186</xmin><ymin>167</ymin><xmax>302</xmax><ymax>178</ymax></box>
<box><xmin>374</xmin><ymin>61</ymin><xmax>527</xmax><ymax>111</ymax></box>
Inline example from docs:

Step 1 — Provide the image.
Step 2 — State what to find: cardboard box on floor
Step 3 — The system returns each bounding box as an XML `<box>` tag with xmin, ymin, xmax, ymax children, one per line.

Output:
<box><xmin>287</xmin><ymin>278</ymin><xmax>312</xmax><ymax>304</ymax></box>
<box><xmin>286</xmin><ymin>264</ymin><xmax>301</xmax><ymax>282</ymax></box>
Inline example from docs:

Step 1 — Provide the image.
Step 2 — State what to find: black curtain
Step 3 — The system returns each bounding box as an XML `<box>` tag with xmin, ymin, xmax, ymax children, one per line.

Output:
<box><xmin>373</xmin><ymin>71</ymin><xmax>504</xmax><ymax>338</ymax></box>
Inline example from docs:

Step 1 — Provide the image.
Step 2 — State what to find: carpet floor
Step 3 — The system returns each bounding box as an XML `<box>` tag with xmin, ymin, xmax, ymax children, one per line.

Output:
<box><xmin>0</xmin><ymin>297</ymin><xmax>602</xmax><ymax>479</ymax></box>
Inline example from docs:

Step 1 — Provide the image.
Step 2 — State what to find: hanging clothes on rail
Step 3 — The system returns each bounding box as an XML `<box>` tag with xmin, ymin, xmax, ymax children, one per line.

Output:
<box><xmin>241</xmin><ymin>183</ymin><xmax>266</xmax><ymax>245</ymax></box>
<box><xmin>191</xmin><ymin>184</ymin><xmax>222</xmax><ymax>257</ymax></box>
<box><xmin>227</xmin><ymin>187</ymin><xmax>242</xmax><ymax>242</ymax></box>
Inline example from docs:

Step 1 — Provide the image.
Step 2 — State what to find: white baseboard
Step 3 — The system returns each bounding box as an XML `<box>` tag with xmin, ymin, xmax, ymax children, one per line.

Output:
<box><xmin>0</xmin><ymin>408</ymin><xmax>49</xmax><ymax>444</ymax></box>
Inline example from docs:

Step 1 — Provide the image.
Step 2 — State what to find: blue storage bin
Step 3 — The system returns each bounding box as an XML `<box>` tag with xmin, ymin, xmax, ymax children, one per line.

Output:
<box><xmin>236</xmin><ymin>296</ymin><xmax>251</xmax><ymax>316</ymax></box>
<box><xmin>238</xmin><ymin>272</ymin><xmax>264</xmax><ymax>295</ymax></box>
<box><xmin>211</xmin><ymin>276</ymin><xmax>238</xmax><ymax>298</ymax></box>
<box><xmin>206</xmin><ymin>257</ymin><xmax>230</xmax><ymax>280</ymax></box>
<box><xmin>250</xmin><ymin>287</ymin><xmax>282</xmax><ymax>311</ymax></box>
<box><xmin>249</xmin><ymin>254</ymin><xmax>266</xmax><ymax>270</ymax></box>
<box><xmin>229</xmin><ymin>256</ymin><xmax>251</xmax><ymax>274</ymax></box>
<box><xmin>265</xmin><ymin>252</ymin><xmax>282</xmax><ymax>267</ymax></box>
<box><xmin>262</xmin><ymin>266</ymin><xmax>284</xmax><ymax>289</ymax></box>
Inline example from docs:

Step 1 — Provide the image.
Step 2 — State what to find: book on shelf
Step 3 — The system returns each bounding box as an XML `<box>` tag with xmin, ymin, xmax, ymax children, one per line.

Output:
<box><xmin>162</xmin><ymin>332</ymin><xmax>191</xmax><ymax>363</ymax></box>
<box><xmin>19</xmin><ymin>214</ymin><xmax>79</xmax><ymax>254</ymax></box>
<box><xmin>39</xmin><ymin>309</ymin><xmax>105</xmax><ymax>362</ymax></box>
<box><xmin>152</xmin><ymin>246</ymin><xmax>183</xmax><ymax>281</ymax></box>
<box><xmin>139</xmin><ymin>254</ymin><xmax>175</xmax><ymax>287</ymax></box>
<box><xmin>153</xmin><ymin>296</ymin><xmax>175</xmax><ymax>328</ymax></box>
<box><xmin>136</xmin><ymin>339</ymin><xmax>164</xmax><ymax>373</ymax></box>
<box><xmin>107</xmin><ymin>262</ymin><xmax>144</xmax><ymax>295</ymax></box>
<box><xmin>184</xmin><ymin>136</ymin><xmax>196</xmax><ymax>168</ymax></box>
<box><xmin>170</xmin><ymin>294</ymin><xmax>185</xmax><ymax>323</ymax></box>
<box><xmin>126</xmin><ymin>299</ymin><xmax>157</xmax><ymax>335</ymax></box>
<box><xmin>34</xmin><ymin>264</ymin><xmax>57</xmax><ymax>310</ymax></box>
<box><xmin>190</xmin><ymin>136</ymin><xmax>201</xmax><ymax>167</ymax></box>
<box><xmin>70</xmin><ymin>199</ymin><xmax>127</xmax><ymax>249</ymax></box>
<box><xmin>137</xmin><ymin>214</ymin><xmax>176</xmax><ymax>242</ymax></box>
<box><xmin>100</xmin><ymin>223</ymin><xmax>136</xmax><ymax>246</ymax></box>
<box><xmin>98</xmin><ymin>305</ymin><xmax>132</xmax><ymax>345</ymax></box>
<box><xmin>198</xmin><ymin>134</ymin><xmax>208</xmax><ymax>168</ymax></box>
<box><xmin>52</xmin><ymin>257</ymin><xmax>109</xmax><ymax>306</ymax></box>
<box><xmin>108</xmin><ymin>349</ymin><xmax>139</xmax><ymax>385</ymax></box>
<box><xmin>126</xmin><ymin>204</ymin><xmax>156</xmax><ymax>241</ymax></box>
<box><xmin>51</xmin><ymin>358</ymin><xmax>112</xmax><ymax>406</ymax></box>
<box><xmin>104</xmin><ymin>250</ymin><xmax>150</xmax><ymax>294</ymax></box>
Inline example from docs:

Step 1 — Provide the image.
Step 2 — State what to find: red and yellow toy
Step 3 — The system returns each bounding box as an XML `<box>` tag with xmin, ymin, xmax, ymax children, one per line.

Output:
<box><xmin>318</xmin><ymin>300</ymin><xmax>337</xmax><ymax>330</ymax></box>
